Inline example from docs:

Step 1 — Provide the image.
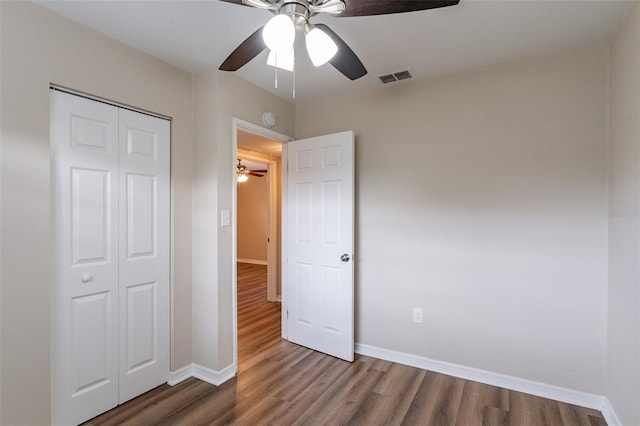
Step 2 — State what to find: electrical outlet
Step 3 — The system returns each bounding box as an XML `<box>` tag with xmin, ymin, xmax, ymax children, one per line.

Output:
<box><xmin>413</xmin><ymin>308</ymin><xmax>423</xmax><ymax>323</ymax></box>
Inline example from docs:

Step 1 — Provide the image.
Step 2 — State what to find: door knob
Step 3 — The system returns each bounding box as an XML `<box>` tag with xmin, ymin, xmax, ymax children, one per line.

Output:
<box><xmin>81</xmin><ymin>275</ymin><xmax>93</xmax><ymax>283</ymax></box>
<box><xmin>340</xmin><ymin>254</ymin><xmax>350</xmax><ymax>262</ymax></box>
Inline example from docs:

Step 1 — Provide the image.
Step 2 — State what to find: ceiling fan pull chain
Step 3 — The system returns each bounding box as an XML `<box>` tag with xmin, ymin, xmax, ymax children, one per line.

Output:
<box><xmin>274</xmin><ymin>53</ymin><xmax>278</xmax><ymax>89</ymax></box>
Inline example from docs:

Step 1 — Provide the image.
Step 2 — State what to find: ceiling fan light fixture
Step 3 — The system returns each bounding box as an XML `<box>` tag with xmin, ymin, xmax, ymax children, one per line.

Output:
<box><xmin>237</xmin><ymin>158</ymin><xmax>250</xmax><ymax>183</ymax></box>
<box><xmin>267</xmin><ymin>48</ymin><xmax>294</xmax><ymax>72</ymax></box>
<box><xmin>262</xmin><ymin>14</ymin><xmax>295</xmax><ymax>53</ymax></box>
<box><xmin>305</xmin><ymin>25</ymin><xmax>338</xmax><ymax>67</ymax></box>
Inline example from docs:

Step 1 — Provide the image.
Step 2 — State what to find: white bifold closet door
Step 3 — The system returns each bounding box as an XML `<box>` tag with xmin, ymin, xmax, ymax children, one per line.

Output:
<box><xmin>51</xmin><ymin>91</ymin><xmax>170</xmax><ymax>425</ymax></box>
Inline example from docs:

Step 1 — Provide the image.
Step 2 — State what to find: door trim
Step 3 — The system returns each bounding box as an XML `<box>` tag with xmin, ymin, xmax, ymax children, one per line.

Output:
<box><xmin>50</xmin><ymin>84</ymin><xmax>171</xmax><ymax>121</ymax></box>
<box><xmin>231</xmin><ymin>118</ymin><xmax>293</xmax><ymax>374</ymax></box>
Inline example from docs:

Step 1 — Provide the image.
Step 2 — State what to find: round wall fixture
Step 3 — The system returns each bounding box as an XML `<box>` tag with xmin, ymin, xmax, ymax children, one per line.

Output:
<box><xmin>262</xmin><ymin>111</ymin><xmax>276</xmax><ymax>128</ymax></box>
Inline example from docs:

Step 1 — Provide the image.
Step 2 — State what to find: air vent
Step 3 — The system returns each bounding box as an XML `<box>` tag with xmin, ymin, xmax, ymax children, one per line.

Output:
<box><xmin>378</xmin><ymin>70</ymin><xmax>413</xmax><ymax>84</ymax></box>
<box><xmin>394</xmin><ymin>70</ymin><xmax>412</xmax><ymax>81</ymax></box>
<box><xmin>378</xmin><ymin>74</ymin><xmax>397</xmax><ymax>84</ymax></box>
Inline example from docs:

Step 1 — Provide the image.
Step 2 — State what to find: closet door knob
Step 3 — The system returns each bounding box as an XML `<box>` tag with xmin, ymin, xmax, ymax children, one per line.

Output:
<box><xmin>81</xmin><ymin>275</ymin><xmax>93</xmax><ymax>283</ymax></box>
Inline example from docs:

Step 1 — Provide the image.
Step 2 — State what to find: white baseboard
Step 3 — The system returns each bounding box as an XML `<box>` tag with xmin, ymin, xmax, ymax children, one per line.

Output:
<box><xmin>167</xmin><ymin>363</ymin><xmax>236</xmax><ymax>387</ymax></box>
<box><xmin>237</xmin><ymin>258</ymin><xmax>267</xmax><ymax>265</ymax></box>
<box><xmin>167</xmin><ymin>364</ymin><xmax>194</xmax><ymax>386</ymax></box>
<box><xmin>601</xmin><ymin>398</ymin><xmax>622</xmax><ymax>426</ymax></box>
<box><xmin>355</xmin><ymin>343</ymin><xmax>612</xmax><ymax>414</ymax></box>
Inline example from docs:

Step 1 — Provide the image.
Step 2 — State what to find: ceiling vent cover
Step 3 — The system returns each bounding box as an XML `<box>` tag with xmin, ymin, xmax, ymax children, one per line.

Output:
<box><xmin>378</xmin><ymin>70</ymin><xmax>413</xmax><ymax>84</ymax></box>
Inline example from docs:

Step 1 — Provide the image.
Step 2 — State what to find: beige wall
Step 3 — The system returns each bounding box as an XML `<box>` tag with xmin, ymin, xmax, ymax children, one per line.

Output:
<box><xmin>192</xmin><ymin>70</ymin><xmax>220</xmax><ymax>370</ymax></box>
<box><xmin>237</xmin><ymin>166</ymin><xmax>269</xmax><ymax>262</ymax></box>
<box><xmin>216</xmin><ymin>73</ymin><xmax>294</xmax><ymax>367</ymax></box>
<box><xmin>608</xmin><ymin>3</ymin><xmax>640</xmax><ymax>425</ymax></box>
<box><xmin>296</xmin><ymin>44</ymin><xmax>609</xmax><ymax>395</ymax></box>
<box><xmin>192</xmin><ymin>70</ymin><xmax>294</xmax><ymax>370</ymax></box>
<box><xmin>0</xmin><ymin>2</ymin><xmax>194</xmax><ymax>424</ymax></box>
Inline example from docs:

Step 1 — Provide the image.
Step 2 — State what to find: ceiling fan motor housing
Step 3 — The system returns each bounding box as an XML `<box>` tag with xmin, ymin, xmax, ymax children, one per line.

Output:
<box><xmin>275</xmin><ymin>0</ymin><xmax>346</xmax><ymax>24</ymax></box>
<box><xmin>280</xmin><ymin>1</ymin><xmax>311</xmax><ymax>28</ymax></box>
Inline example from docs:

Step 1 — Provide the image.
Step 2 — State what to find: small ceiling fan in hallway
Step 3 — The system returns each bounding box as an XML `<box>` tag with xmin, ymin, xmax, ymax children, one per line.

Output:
<box><xmin>218</xmin><ymin>0</ymin><xmax>460</xmax><ymax>80</ymax></box>
<box><xmin>237</xmin><ymin>159</ymin><xmax>268</xmax><ymax>182</ymax></box>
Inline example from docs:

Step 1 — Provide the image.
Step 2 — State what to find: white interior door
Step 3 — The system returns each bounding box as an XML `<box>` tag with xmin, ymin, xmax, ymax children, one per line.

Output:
<box><xmin>52</xmin><ymin>92</ymin><xmax>120</xmax><ymax>425</ymax></box>
<box><xmin>118</xmin><ymin>109</ymin><xmax>170</xmax><ymax>403</ymax></box>
<box><xmin>52</xmin><ymin>90</ymin><xmax>170</xmax><ymax>424</ymax></box>
<box><xmin>286</xmin><ymin>131</ymin><xmax>355</xmax><ymax>361</ymax></box>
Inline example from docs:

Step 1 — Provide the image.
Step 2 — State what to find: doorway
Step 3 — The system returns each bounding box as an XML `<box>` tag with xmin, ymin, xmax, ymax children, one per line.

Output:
<box><xmin>236</xmin><ymin>149</ymin><xmax>279</xmax><ymax>301</ymax></box>
<box><xmin>231</xmin><ymin>122</ymin><xmax>356</xmax><ymax>369</ymax></box>
<box><xmin>232</xmin><ymin>119</ymin><xmax>292</xmax><ymax>373</ymax></box>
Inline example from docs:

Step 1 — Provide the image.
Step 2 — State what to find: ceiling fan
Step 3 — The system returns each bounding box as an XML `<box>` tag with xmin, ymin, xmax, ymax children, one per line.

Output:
<box><xmin>219</xmin><ymin>0</ymin><xmax>460</xmax><ymax>80</ymax></box>
<box><xmin>237</xmin><ymin>159</ymin><xmax>268</xmax><ymax>182</ymax></box>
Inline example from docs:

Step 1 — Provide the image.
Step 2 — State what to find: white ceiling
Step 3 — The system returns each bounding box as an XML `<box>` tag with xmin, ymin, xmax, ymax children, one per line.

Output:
<box><xmin>35</xmin><ymin>0</ymin><xmax>633</xmax><ymax>103</ymax></box>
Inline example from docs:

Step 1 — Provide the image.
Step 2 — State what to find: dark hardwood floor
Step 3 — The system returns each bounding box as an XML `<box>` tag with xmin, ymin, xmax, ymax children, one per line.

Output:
<box><xmin>84</xmin><ymin>263</ymin><xmax>607</xmax><ymax>426</ymax></box>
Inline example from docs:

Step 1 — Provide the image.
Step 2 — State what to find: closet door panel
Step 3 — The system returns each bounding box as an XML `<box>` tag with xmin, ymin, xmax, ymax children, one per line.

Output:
<box><xmin>118</xmin><ymin>109</ymin><xmax>170</xmax><ymax>404</ymax></box>
<box><xmin>126</xmin><ymin>173</ymin><xmax>156</xmax><ymax>258</ymax></box>
<box><xmin>125</xmin><ymin>281</ymin><xmax>157</xmax><ymax>371</ymax></box>
<box><xmin>52</xmin><ymin>91</ymin><xmax>119</xmax><ymax>426</ymax></box>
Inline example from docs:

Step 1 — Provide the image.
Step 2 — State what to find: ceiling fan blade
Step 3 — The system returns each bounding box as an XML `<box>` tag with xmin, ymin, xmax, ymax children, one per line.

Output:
<box><xmin>219</xmin><ymin>26</ymin><xmax>266</xmax><ymax>71</ymax></box>
<box><xmin>248</xmin><ymin>172</ymin><xmax>265</xmax><ymax>177</ymax></box>
<box><xmin>315</xmin><ymin>24</ymin><xmax>367</xmax><ymax>80</ymax></box>
<box><xmin>250</xmin><ymin>169</ymin><xmax>268</xmax><ymax>173</ymax></box>
<box><xmin>339</xmin><ymin>0</ymin><xmax>460</xmax><ymax>17</ymax></box>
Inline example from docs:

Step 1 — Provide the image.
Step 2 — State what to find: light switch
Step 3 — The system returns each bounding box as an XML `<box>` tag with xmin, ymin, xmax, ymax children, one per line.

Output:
<box><xmin>220</xmin><ymin>209</ymin><xmax>231</xmax><ymax>227</ymax></box>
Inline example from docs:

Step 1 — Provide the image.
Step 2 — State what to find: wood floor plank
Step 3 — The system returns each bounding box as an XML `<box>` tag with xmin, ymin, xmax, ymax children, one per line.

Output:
<box><xmin>483</xmin><ymin>406</ymin><xmax>510</xmax><ymax>426</ymax></box>
<box><xmin>318</xmin><ymin>363</ymin><xmax>388</xmax><ymax>425</ymax></box>
<box><xmin>84</xmin><ymin>263</ymin><xmax>609</xmax><ymax>426</ymax></box>
<box><xmin>402</xmin><ymin>372</ymin><xmax>466</xmax><ymax>426</ymax></box>
<box><xmin>456</xmin><ymin>380</ymin><xmax>511</xmax><ymax>426</ymax></box>
<box><xmin>288</xmin><ymin>357</ymin><xmax>382</xmax><ymax>425</ymax></box>
<box><xmin>350</xmin><ymin>363</ymin><xmax>425</xmax><ymax>425</ymax></box>
<box><xmin>159</xmin><ymin>380</ymin><xmax>245</xmax><ymax>426</ymax></box>
<box><xmin>237</xmin><ymin>350</ymin><xmax>325</xmax><ymax>402</ymax></box>
<box><xmin>265</xmin><ymin>355</ymin><xmax>354</xmax><ymax>424</ymax></box>
<box><xmin>558</xmin><ymin>402</ymin><xmax>588</xmax><ymax>426</ymax></box>
<box><xmin>588</xmin><ymin>414</ymin><xmax>609</xmax><ymax>426</ymax></box>
<box><xmin>210</xmin><ymin>393</ymin><xmax>289</xmax><ymax>426</ymax></box>
<box><xmin>509</xmin><ymin>390</ymin><xmax>546</xmax><ymax>426</ymax></box>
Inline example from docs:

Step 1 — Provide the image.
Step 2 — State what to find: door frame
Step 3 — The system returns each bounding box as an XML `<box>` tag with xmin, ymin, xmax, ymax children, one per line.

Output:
<box><xmin>231</xmin><ymin>118</ymin><xmax>293</xmax><ymax>374</ymax></box>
